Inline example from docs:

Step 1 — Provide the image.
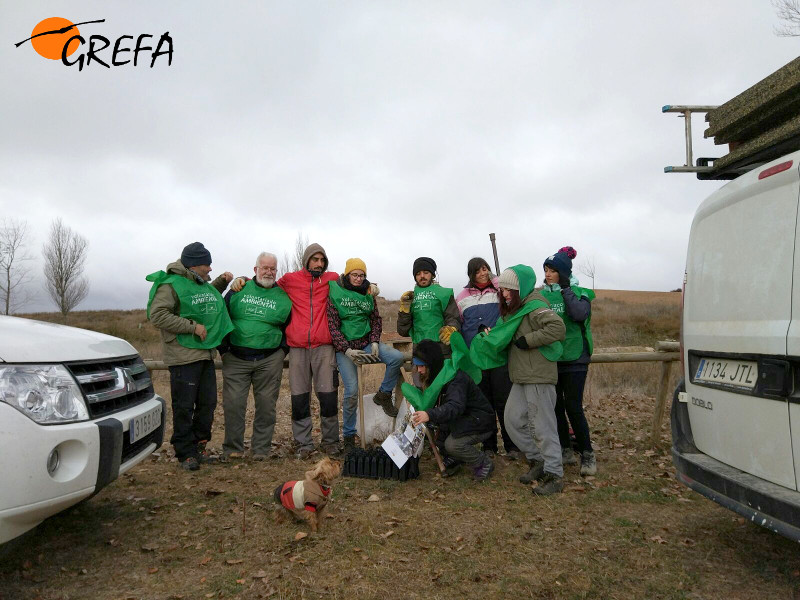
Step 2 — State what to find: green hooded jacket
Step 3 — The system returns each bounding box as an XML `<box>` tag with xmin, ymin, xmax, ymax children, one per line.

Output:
<box><xmin>469</xmin><ymin>265</ymin><xmax>563</xmax><ymax>372</ymax></box>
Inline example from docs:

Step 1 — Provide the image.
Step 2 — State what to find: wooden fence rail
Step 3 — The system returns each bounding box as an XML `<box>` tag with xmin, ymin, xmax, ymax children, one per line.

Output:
<box><xmin>144</xmin><ymin>339</ymin><xmax>680</xmax><ymax>447</ymax></box>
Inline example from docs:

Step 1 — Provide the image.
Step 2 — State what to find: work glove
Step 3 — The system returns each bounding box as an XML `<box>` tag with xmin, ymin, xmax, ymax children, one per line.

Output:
<box><xmin>369</xmin><ymin>283</ymin><xmax>380</xmax><ymax>297</ymax></box>
<box><xmin>345</xmin><ymin>348</ymin><xmax>369</xmax><ymax>364</ymax></box>
<box><xmin>346</xmin><ymin>348</ymin><xmax>381</xmax><ymax>365</ymax></box>
<box><xmin>369</xmin><ymin>342</ymin><xmax>380</xmax><ymax>361</ymax></box>
<box><xmin>558</xmin><ymin>270</ymin><xmax>571</xmax><ymax>289</ymax></box>
<box><xmin>438</xmin><ymin>325</ymin><xmax>457</xmax><ymax>345</ymax></box>
<box><xmin>231</xmin><ymin>276</ymin><xmax>248</xmax><ymax>292</ymax></box>
<box><xmin>399</xmin><ymin>291</ymin><xmax>414</xmax><ymax>313</ymax></box>
<box><xmin>514</xmin><ymin>336</ymin><xmax>530</xmax><ymax>350</ymax></box>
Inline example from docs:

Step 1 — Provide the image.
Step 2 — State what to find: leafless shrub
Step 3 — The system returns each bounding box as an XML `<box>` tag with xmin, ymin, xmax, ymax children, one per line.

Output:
<box><xmin>278</xmin><ymin>232</ymin><xmax>309</xmax><ymax>277</ymax></box>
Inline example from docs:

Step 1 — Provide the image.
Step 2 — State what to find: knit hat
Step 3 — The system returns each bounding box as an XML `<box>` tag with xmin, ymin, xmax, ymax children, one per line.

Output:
<box><xmin>413</xmin><ymin>256</ymin><xmax>437</xmax><ymax>277</ymax></box>
<box><xmin>181</xmin><ymin>242</ymin><xmax>212</xmax><ymax>268</ymax></box>
<box><xmin>344</xmin><ymin>257</ymin><xmax>367</xmax><ymax>276</ymax></box>
<box><xmin>543</xmin><ymin>246</ymin><xmax>577</xmax><ymax>276</ymax></box>
<box><xmin>412</xmin><ymin>339</ymin><xmax>444</xmax><ymax>383</ymax></box>
<box><xmin>497</xmin><ymin>268</ymin><xmax>520</xmax><ymax>291</ymax></box>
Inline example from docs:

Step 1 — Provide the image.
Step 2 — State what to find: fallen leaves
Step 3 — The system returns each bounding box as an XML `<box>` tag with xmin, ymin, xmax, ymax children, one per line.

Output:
<box><xmin>225</xmin><ymin>559</ymin><xmax>244</xmax><ymax>565</ymax></box>
<box><xmin>367</xmin><ymin>494</ymin><xmax>380</xmax><ymax>502</ymax></box>
<box><xmin>379</xmin><ymin>530</ymin><xmax>394</xmax><ymax>539</ymax></box>
<box><xmin>294</xmin><ymin>532</ymin><xmax>308</xmax><ymax>541</ymax></box>
<box><xmin>199</xmin><ymin>556</ymin><xmax>212</xmax><ymax>565</ymax></box>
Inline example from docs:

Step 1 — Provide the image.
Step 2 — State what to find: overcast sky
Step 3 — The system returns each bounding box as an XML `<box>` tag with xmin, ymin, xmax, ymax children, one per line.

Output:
<box><xmin>1</xmin><ymin>1</ymin><xmax>797</xmax><ymax>312</ymax></box>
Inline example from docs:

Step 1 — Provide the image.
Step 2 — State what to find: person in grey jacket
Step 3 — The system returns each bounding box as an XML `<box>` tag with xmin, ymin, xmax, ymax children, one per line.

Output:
<box><xmin>497</xmin><ymin>265</ymin><xmax>566</xmax><ymax>495</ymax></box>
<box><xmin>146</xmin><ymin>242</ymin><xmax>233</xmax><ymax>471</ymax></box>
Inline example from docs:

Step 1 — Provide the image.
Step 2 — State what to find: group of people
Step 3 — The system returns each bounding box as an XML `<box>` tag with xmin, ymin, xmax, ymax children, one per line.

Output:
<box><xmin>146</xmin><ymin>242</ymin><xmax>597</xmax><ymax>496</ymax></box>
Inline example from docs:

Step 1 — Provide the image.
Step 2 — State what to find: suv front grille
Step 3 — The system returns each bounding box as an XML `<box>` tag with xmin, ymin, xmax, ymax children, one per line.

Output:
<box><xmin>67</xmin><ymin>355</ymin><xmax>154</xmax><ymax>419</ymax></box>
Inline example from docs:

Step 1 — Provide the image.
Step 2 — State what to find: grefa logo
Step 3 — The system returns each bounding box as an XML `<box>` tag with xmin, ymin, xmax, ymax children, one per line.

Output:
<box><xmin>15</xmin><ymin>17</ymin><xmax>173</xmax><ymax>71</ymax></box>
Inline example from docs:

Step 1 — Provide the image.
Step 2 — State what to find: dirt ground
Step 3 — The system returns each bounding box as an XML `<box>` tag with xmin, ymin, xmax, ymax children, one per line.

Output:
<box><xmin>4</xmin><ymin>292</ymin><xmax>799</xmax><ymax>599</ymax></box>
<box><xmin>3</xmin><ymin>371</ymin><xmax>800</xmax><ymax>600</ymax></box>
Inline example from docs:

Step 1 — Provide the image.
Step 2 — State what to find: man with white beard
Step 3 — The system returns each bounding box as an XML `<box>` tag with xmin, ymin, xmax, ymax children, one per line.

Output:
<box><xmin>218</xmin><ymin>252</ymin><xmax>292</xmax><ymax>460</ymax></box>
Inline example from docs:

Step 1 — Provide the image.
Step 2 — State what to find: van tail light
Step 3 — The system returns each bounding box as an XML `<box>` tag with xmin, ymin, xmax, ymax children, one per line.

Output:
<box><xmin>680</xmin><ymin>272</ymin><xmax>686</xmax><ymax>374</ymax></box>
<box><xmin>758</xmin><ymin>160</ymin><xmax>793</xmax><ymax>180</ymax></box>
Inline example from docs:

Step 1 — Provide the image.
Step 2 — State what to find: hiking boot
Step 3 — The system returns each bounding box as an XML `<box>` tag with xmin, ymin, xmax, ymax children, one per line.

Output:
<box><xmin>505</xmin><ymin>449</ymin><xmax>524</xmax><ymax>461</ymax></box>
<box><xmin>295</xmin><ymin>446</ymin><xmax>315</xmax><ymax>460</ymax></box>
<box><xmin>472</xmin><ymin>454</ymin><xmax>495</xmax><ymax>482</ymax></box>
<box><xmin>181</xmin><ymin>456</ymin><xmax>200</xmax><ymax>471</ymax></box>
<box><xmin>322</xmin><ymin>442</ymin><xmax>342</xmax><ymax>457</ymax></box>
<box><xmin>532</xmin><ymin>472</ymin><xmax>564</xmax><ymax>496</ymax></box>
<box><xmin>343</xmin><ymin>435</ymin><xmax>356</xmax><ymax>453</ymax></box>
<box><xmin>562</xmin><ymin>447</ymin><xmax>578</xmax><ymax>466</ymax></box>
<box><xmin>580</xmin><ymin>450</ymin><xmax>597</xmax><ymax>476</ymax></box>
<box><xmin>441</xmin><ymin>455</ymin><xmax>462</xmax><ymax>478</ymax></box>
<box><xmin>197</xmin><ymin>441</ymin><xmax>218</xmax><ymax>464</ymax></box>
<box><xmin>519</xmin><ymin>459</ymin><xmax>544</xmax><ymax>484</ymax></box>
<box><xmin>373</xmin><ymin>390</ymin><xmax>398</xmax><ymax>418</ymax></box>
<box><xmin>251</xmin><ymin>453</ymin><xmax>269</xmax><ymax>462</ymax></box>
<box><xmin>220</xmin><ymin>451</ymin><xmax>244</xmax><ymax>463</ymax></box>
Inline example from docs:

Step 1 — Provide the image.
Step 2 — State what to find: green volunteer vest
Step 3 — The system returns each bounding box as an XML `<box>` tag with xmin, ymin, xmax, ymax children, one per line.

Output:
<box><xmin>469</xmin><ymin>299</ymin><xmax>563</xmax><ymax>369</ymax></box>
<box><xmin>409</xmin><ymin>284</ymin><xmax>454</xmax><ymax>344</ymax></box>
<box><xmin>229</xmin><ymin>279</ymin><xmax>292</xmax><ymax>349</ymax></box>
<box><xmin>540</xmin><ymin>286</ymin><xmax>595</xmax><ymax>361</ymax></box>
<box><xmin>146</xmin><ymin>271</ymin><xmax>233</xmax><ymax>350</ymax></box>
<box><xmin>402</xmin><ymin>332</ymin><xmax>482</xmax><ymax>412</ymax></box>
<box><xmin>328</xmin><ymin>281</ymin><xmax>374</xmax><ymax>341</ymax></box>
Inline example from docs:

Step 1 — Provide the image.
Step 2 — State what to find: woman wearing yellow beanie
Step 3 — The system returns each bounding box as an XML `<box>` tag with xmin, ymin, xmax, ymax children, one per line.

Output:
<box><xmin>327</xmin><ymin>258</ymin><xmax>405</xmax><ymax>451</ymax></box>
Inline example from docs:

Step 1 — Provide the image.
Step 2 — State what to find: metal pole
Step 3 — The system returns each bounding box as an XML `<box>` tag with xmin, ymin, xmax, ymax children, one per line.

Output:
<box><xmin>489</xmin><ymin>232</ymin><xmax>500</xmax><ymax>275</ymax></box>
<box><xmin>683</xmin><ymin>109</ymin><xmax>693</xmax><ymax>167</ymax></box>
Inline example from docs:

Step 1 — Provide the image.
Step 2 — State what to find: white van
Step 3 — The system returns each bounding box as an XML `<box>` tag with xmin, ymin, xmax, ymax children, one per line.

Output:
<box><xmin>673</xmin><ymin>149</ymin><xmax>800</xmax><ymax>541</ymax></box>
<box><xmin>0</xmin><ymin>315</ymin><xmax>165</xmax><ymax>544</ymax></box>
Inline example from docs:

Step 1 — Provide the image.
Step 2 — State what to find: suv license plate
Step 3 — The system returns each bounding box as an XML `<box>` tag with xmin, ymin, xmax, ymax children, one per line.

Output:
<box><xmin>130</xmin><ymin>404</ymin><xmax>162</xmax><ymax>444</ymax></box>
<box><xmin>694</xmin><ymin>358</ymin><xmax>758</xmax><ymax>390</ymax></box>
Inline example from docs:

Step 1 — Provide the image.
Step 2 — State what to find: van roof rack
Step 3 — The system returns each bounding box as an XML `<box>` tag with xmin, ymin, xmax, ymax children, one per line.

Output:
<box><xmin>664</xmin><ymin>57</ymin><xmax>800</xmax><ymax>181</ymax></box>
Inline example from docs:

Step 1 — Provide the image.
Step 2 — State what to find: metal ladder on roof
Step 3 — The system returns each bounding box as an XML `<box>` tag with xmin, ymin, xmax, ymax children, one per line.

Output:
<box><xmin>662</xmin><ymin>105</ymin><xmax>719</xmax><ymax>174</ymax></box>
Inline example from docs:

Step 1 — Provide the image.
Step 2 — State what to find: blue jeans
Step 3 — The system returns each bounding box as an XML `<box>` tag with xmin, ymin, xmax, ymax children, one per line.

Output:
<box><xmin>336</xmin><ymin>343</ymin><xmax>405</xmax><ymax>437</ymax></box>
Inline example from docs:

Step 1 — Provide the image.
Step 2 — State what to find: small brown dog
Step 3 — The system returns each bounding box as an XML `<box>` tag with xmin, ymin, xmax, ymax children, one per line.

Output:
<box><xmin>273</xmin><ymin>457</ymin><xmax>341</xmax><ymax>532</ymax></box>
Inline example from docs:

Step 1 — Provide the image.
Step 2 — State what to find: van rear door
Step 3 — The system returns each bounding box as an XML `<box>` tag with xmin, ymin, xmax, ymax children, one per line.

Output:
<box><xmin>683</xmin><ymin>153</ymin><xmax>800</xmax><ymax>489</ymax></box>
<box><xmin>780</xmin><ymin>153</ymin><xmax>800</xmax><ymax>490</ymax></box>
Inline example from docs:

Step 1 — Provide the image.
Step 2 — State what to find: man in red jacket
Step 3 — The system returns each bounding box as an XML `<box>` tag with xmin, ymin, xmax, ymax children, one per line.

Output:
<box><xmin>277</xmin><ymin>243</ymin><xmax>340</xmax><ymax>458</ymax></box>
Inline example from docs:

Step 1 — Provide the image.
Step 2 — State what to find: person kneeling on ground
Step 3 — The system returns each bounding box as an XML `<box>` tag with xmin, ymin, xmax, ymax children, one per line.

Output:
<box><xmin>409</xmin><ymin>340</ymin><xmax>495</xmax><ymax>481</ymax></box>
<box><xmin>327</xmin><ymin>258</ymin><xmax>405</xmax><ymax>452</ymax></box>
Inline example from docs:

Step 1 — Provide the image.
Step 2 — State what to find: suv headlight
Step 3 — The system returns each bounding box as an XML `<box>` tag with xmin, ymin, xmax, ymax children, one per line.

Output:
<box><xmin>0</xmin><ymin>364</ymin><xmax>89</xmax><ymax>424</ymax></box>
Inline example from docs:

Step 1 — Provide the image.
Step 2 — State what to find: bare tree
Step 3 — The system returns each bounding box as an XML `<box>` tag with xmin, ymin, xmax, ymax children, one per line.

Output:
<box><xmin>578</xmin><ymin>256</ymin><xmax>596</xmax><ymax>290</ymax></box>
<box><xmin>278</xmin><ymin>232</ymin><xmax>309</xmax><ymax>278</ymax></box>
<box><xmin>42</xmin><ymin>219</ymin><xmax>89</xmax><ymax>319</ymax></box>
<box><xmin>0</xmin><ymin>219</ymin><xmax>35</xmax><ymax>314</ymax></box>
<box><xmin>774</xmin><ymin>0</ymin><xmax>800</xmax><ymax>36</ymax></box>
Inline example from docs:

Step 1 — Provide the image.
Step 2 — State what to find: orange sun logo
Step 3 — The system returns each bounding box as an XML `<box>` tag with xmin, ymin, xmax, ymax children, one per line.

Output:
<box><xmin>29</xmin><ymin>17</ymin><xmax>82</xmax><ymax>60</ymax></box>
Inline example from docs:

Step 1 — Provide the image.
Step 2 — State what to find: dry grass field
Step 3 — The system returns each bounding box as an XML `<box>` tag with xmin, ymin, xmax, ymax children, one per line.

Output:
<box><xmin>4</xmin><ymin>290</ymin><xmax>800</xmax><ymax>600</ymax></box>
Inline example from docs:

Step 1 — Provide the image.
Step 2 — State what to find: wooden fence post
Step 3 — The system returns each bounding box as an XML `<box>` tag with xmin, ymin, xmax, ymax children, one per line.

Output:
<box><xmin>651</xmin><ymin>360</ymin><xmax>673</xmax><ymax>445</ymax></box>
<box><xmin>357</xmin><ymin>363</ymin><xmax>366</xmax><ymax>449</ymax></box>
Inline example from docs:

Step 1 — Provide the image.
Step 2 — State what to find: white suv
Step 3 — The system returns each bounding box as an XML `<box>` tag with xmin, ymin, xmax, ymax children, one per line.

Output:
<box><xmin>0</xmin><ymin>315</ymin><xmax>165</xmax><ymax>544</ymax></box>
